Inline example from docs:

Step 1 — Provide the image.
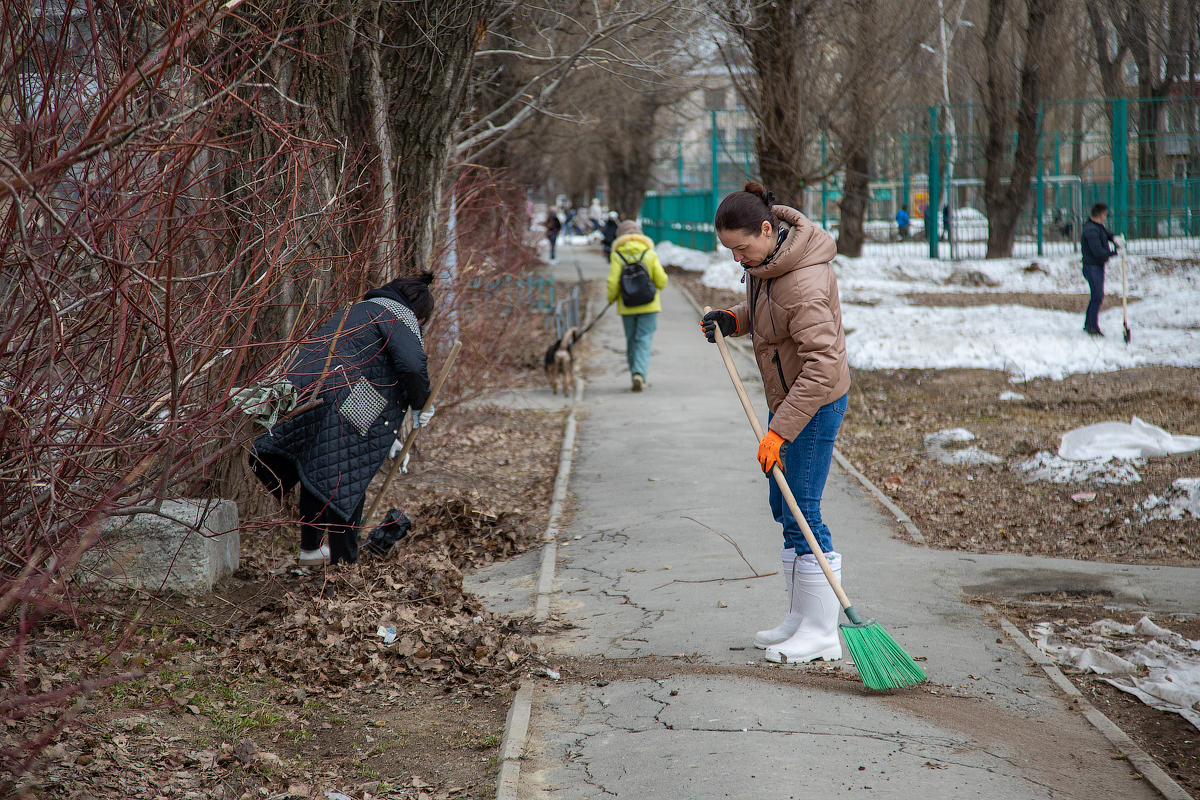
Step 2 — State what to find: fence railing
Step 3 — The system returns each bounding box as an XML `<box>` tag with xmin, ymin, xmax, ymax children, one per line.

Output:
<box><xmin>644</xmin><ymin>97</ymin><xmax>1200</xmax><ymax>259</ymax></box>
<box><xmin>553</xmin><ymin>284</ymin><xmax>580</xmax><ymax>339</ymax></box>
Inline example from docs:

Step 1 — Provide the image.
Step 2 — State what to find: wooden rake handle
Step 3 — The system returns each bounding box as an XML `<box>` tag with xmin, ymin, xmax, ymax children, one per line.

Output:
<box><xmin>704</xmin><ymin>306</ymin><xmax>854</xmax><ymax>612</ymax></box>
<box><xmin>364</xmin><ymin>340</ymin><xmax>462</xmax><ymax>523</ymax></box>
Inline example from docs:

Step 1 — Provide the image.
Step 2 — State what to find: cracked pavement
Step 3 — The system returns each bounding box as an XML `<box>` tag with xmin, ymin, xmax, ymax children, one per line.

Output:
<box><xmin>466</xmin><ymin>243</ymin><xmax>1198</xmax><ymax>799</ymax></box>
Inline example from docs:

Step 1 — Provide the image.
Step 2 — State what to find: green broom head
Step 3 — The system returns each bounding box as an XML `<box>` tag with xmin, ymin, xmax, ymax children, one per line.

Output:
<box><xmin>840</xmin><ymin>606</ymin><xmax>928</xmax><ymax>691</ymax></box>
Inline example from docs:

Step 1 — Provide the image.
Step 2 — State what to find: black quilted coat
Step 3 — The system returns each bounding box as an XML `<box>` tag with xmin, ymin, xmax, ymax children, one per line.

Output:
<box><xmin>252</xmin><ymin>286</ymin><xmax>430</xmax><ymax>522</ymax></box>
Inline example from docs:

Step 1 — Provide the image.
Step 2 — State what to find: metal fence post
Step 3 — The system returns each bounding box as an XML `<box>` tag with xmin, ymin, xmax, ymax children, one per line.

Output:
<box><xmin>1036</xmin><ymin>157</ymin><xmax>1044</xmax><ymax>256</ymax></box>
<box><xmin>1112</xmin><ymin>97</ymin><xmax>1127</xmax><ymax>237</ymax></box>
<box><xmin>711</xmin><ymin>110</ymin><xmax>720</xmax><ymax>227</ymax></box>
<box><xmin>928</xmin><ymin>106</ymin><xmax>940</xmax><ymax>258</ymax></box>
<box><xmin>820</xmin><ymin>134</ymin><xmax>828</xmax><ymax>230</ymax></box>
<box><xmin>677</xmin><ymin>140</ymin><xmax>684</xmax><ymax>192</ymax></box>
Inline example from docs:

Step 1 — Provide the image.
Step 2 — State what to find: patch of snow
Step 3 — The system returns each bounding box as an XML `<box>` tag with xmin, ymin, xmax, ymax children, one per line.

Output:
<box><xmin>661</xmin><ymin>239</ymin><xmax>1200</xmax><ymax>380</ymax></box>
<box><xmin>1141</xmin><ymin>478</ymin><xmax>1200</xmax><ymax>521</ymax></box>
<box><xmin>656</xmin><ymin>241</ymin><xmax>725</xmax><ymax>272</ymax></box>
<box><xmin>923</xmin><ymin>428</ymin><xmax>1001</xmax><ymax>466</ymax></box>
<box><xmin>1015</xmin><ymin>452</ymin><xmax>1143</xmax><ymax>485</ymax></box>
<box><xmin>999</xmin><ymin>391</ymin><xmax>1025</xmax><ymax>401</ymax></box>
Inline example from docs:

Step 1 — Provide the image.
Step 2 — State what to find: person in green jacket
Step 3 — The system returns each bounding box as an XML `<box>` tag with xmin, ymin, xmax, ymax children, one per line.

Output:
<box><xmin>606</xmin><ymin>220</ymin><xmax>668</xmax><ymax>392</ymax></box>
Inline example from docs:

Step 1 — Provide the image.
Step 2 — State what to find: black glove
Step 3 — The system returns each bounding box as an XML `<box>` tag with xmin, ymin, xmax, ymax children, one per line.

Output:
<box><xmin>701</xmin><ymin>309</ymin><xmax>737</xmax><ymax>343</ymax></box>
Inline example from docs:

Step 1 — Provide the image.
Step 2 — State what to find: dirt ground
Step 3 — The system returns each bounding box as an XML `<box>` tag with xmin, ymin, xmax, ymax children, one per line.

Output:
<box><xmin>671</xmin><ymin>266</ymin><xmax>1200</xmax><ymax>791</ymax></box>
<box><xmin>14</xmin><ymin>396</ymin><xmax>566</xmax><ymax>800</ymax></box>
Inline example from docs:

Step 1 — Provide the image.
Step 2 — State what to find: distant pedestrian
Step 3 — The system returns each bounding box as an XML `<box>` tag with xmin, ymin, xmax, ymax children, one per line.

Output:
<box><xmin>895</xmin><ymin>206</ymin><xmax>910</xmax><ymax>241</ymax></box>
<box><xmin>601</xmin><ymin>211</ymin><xmax>619</xmax><ymax>257</ymax></box>
<box><xmin>942</xmin><ymin>204</ymin><xmax>952</xmax><ymax>243</ymax></box>
<box><xmin>588</xmin><ymin>198</ymin><xmax>604</xmax><ymax>231</ymax></box>
<box><xmin>1081</xmin><ymin>202</ymin><xmax>1118</xmax><ymax>336</ymax></box>
<box><xmin>250</xmin><ymin>273</ymin><xmax>435</xmax><ymax>566</ymax></box>
<box><xmin>545</xmin><ymin>208</ymin><xmax>562</xmax><ymax>264</ymax></box>
<box><xmin>700</xmin><ymin>181</ymin><xmax>850</xmax><ymax>665</ymax></box>
<box><xmin>607</xmin><ymin>220</ymin><xmax>667</xmax><ymax>392</ymax></box>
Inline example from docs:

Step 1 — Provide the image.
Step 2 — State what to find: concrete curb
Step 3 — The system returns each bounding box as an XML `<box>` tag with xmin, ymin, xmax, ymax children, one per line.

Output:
<box><xmin>535</xmin><ymin>405</ymin><xmax>577</xmax><ymax>621</ymax></box>
<box><xmin>496</xmin><ymin>376</ymin><xmax>583</xmax><ymax>800</ymax></box>
<box><xmin>995</xmin><ymin>610</ymin><xmax>1194</xmax><ymax>800</ymax></box>
<box><xmin>495</xmin><ymin>683</ymin><xmax>533</xmax><ymax>800</ymax></box>
<box><xmin>830</xmin><ymin>449</ymin><xmax>926</xmax><ymax>545</ymax></box>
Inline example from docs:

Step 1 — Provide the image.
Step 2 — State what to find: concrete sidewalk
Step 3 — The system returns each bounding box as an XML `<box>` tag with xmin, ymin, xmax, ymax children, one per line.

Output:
<box><xmin>468</xmin><ymin>242</ymin><xmax>1196</xmax><ymax>800</ymax></box>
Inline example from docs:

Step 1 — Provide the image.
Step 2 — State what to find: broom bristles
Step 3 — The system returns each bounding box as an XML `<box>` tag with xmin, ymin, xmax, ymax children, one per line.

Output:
<box><xmin>841</xmin><ymin>621</ymin><xmax>928</xmax><ymax>691</ymax></box>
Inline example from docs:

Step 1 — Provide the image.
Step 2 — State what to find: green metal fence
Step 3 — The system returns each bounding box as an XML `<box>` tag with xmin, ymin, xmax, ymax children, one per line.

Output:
<box><xmin>644</xmin><ymin>98</ymin><xmax>1200</xmax><ymax>259</ymax></box>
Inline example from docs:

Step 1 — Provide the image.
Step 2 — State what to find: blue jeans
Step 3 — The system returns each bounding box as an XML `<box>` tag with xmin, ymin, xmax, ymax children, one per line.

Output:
<box><xmin>768</xmin><ymin>393</ymin><xmax>848</xmax><ymax>555</ymax></box>
<box><xmin>622</xmin><ymin>312</ymin><xmax>657</xmax><ymax>378</ymax></box>
<box><xmin>1083</xmin><ymin>264</ymin><xmax>1104</xmax><ymax>331</ymax></box>
<box><xmin>548</xmin><ymin>232</ymin><xmax>558</xmax><ymax>260</ymax></box>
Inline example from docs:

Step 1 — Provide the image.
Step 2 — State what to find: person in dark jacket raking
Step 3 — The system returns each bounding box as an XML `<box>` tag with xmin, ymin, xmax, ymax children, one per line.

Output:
<box><xmin>1080</xmin><ymin>202</ymin><xmax>1118</xmax><ymax>336</ymax></box>
<box><xmin>250</xmin><ymin>273</ymin><xmax>435</xmax><ymax>566</ymax></box>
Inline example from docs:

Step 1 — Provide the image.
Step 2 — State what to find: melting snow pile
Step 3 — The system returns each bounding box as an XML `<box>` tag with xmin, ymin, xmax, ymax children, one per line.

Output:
<box><xmin>1015</xmin><ymin>452</ymin><xmax>1143</xmax><ymax>485</ymax></box>
<box><xmin>655</xmin><ymin>241</ymin><xmax>729</xmax><ymax>273</ymax></box>
<box><xmin>1014</xmin><ymin>417</ymin><xmax>1200</xmax><ymax>487</ymax></box>
<box><xmin>1030</xmin><ymin>617</ymin><xmax>1200</xmax><ymax>731</ymax></box>
<box><xmin>1142</xmin><ymin>478</ymin><xmax>1200</xmax><ymax>521</ymax></box>
<box><xmin>924</xmin><ymin>428</ymin><xmax>1001</xmax><ymax>466</ymax></box>
<box><xmin>669</xmin><ymin>239</ymin><xmax>1200</xmax><ymax>380</ymax></box>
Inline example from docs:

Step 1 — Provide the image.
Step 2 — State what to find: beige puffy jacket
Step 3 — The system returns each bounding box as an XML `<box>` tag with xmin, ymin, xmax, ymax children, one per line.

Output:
<box><xmin>727</xmin><ymin>205</ymin><xmax>851</xmax><ymax>441</ymax></box>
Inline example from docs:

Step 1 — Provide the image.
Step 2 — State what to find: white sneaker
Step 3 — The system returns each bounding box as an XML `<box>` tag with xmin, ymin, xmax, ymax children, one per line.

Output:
<box><xmin>765</xmin><ymin>553</ymin><xmax>843</xmax><ymax>663</ymax></box>
<box><xmin>298</xmin><ymin>543</ymin><xmax>330</xmax><ymax>566</ymax></box>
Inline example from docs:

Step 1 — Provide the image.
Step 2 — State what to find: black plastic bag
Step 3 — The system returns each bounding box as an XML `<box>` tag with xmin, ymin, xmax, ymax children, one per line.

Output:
<box><xmin>364</xmin><ymin>509</ymin><xmax>412</xmax><ymax>557</ymax></box>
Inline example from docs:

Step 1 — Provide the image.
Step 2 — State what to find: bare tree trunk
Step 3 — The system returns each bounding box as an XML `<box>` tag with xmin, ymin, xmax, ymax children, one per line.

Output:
<box><xmin>835</xmin><ymin>0</ymin><xmax>877</xmax><ymax>257</ymax></box>
<box><xmin>365</xmin><ymin>6</ymin><xmax>397</xmax><ymax>270</ymax></box>
<box><xmin>605</xmin><ymin>95</ymin><xmax>662</xmax><ymax>220</ymax></box>
<box><xmin>982</xmin><ymin>0</ymin><xmax>1060</xmax><ymax>258</ymax></box>
<box><xmin>1109</xmin><ymin>0</ymin><xmax>1189</xmax><ymax>184</ymax></box>
<box><xmin>1085</xmin><ymin>0</ymin><xmax>1128</xmax><ymax>99</ymax></box>
<box><xmin>837</xmin><ymin>148</ymin><xmax>870</xmax><ymax>256</ymax></box>
<box><xmin>731</xmin><ymin>0</ymin><xmax>820</xmax><ymax>208</ymax></box>
<box><xmin>382</xmin><ymin>2</ymin><xmax>494</xmax><ymax>278</ymax></box>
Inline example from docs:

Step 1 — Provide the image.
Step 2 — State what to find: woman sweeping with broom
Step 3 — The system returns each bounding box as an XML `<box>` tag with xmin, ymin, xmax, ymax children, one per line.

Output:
<box><xmin>699</xmin><ymin>182</ymin><xmax>850</xmax><ymax>664</ymax></box>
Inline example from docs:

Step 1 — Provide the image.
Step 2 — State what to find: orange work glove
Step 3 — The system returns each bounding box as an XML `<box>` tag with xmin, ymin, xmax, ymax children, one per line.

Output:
<box><xmin>757</xmin><ymin>430</ymin><xmax>789</xmax><ymax>475</ymax></box>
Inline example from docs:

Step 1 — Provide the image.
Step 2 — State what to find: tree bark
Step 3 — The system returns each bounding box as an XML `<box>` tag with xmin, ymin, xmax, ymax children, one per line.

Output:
<box><xmin>835</xmin><ymin>0</ymin><xmax>877</xmax><ymax>257</ymax></box>
<box><xmin>382</xmin><ymin>2</ymin><xmax>494</xmax><ymax>278</ymax></box>
<box><xmin>982</xmin><ymin>0</ymin><xmax>1060</xmax><ymax>258</ymax></box>
<box><xmin>732</xmin><ymin>0</ymin><xmax>820</xmax><ymax>208</ymax></box>
<box><xmin>604</xmin><ymin>94</ymin><xmax>662</xmax><ymax>220</ymax></box>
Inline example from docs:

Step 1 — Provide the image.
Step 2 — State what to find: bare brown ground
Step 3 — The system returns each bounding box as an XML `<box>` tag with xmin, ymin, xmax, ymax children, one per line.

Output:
<box><xmin>20</xmin><ymin>399</ymin><xmax>566</xmax><ymax>799</ymax></box>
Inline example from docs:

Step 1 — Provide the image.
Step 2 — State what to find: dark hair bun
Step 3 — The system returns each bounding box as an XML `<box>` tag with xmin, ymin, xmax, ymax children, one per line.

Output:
<box><xmin>743</xmin><ymin>181</ymin><xmax>774</xmax><ymax>207</ymax></box>
<box><xmin>417</xmin><ymin>270</ymin><xmax>434</xmax><ymax>286</ymax></box>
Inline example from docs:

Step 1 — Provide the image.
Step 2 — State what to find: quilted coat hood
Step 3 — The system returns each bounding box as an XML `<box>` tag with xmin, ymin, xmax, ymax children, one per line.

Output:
<box><xmin>744</xmin><ymin>205</ymin><xmax>837</xmax><ymax>281</ymax></box>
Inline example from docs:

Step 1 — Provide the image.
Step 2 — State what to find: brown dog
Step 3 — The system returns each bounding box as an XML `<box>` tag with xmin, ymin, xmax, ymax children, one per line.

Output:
<box><xmin>544</xmin><ymin>326</ymin><xmax>578</xmax><ymax>396</ymax></box>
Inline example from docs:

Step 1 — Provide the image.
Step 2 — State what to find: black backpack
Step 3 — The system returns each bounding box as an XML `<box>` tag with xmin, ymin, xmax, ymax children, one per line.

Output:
<box><xmin>617</xmin><ymin>247</ymin><xmax>657</xmax><ymax>306</ymax></box>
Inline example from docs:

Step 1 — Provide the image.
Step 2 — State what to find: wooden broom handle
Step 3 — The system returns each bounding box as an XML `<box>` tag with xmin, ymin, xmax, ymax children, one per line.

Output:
<box><xmin>704</xmin><ymin>307</ymin><xmax>853</xmax><ymax>610</ymax></box>
<box><xmin>364</xmin><ymin>340</ymin><xmax>462</xmax><ymax>523</ymax></box>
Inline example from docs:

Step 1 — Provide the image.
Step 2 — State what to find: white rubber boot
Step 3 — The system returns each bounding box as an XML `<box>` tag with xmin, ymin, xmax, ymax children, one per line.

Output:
<box><xmin>765</xmin><ymin>552</ymin><xmax>842</xmax><ymax>663</ymax></box>
<box><xmin>753</xmin><ymin>549</ymin><xmax>799</xmax><ymax>649</ymax></box>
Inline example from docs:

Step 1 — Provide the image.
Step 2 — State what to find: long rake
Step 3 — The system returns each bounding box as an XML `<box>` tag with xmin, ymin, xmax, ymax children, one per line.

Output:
<box><xmin>704</xmin><ymin>307</ymin><xmax>928</xmax><ymax>690</ymax></box>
